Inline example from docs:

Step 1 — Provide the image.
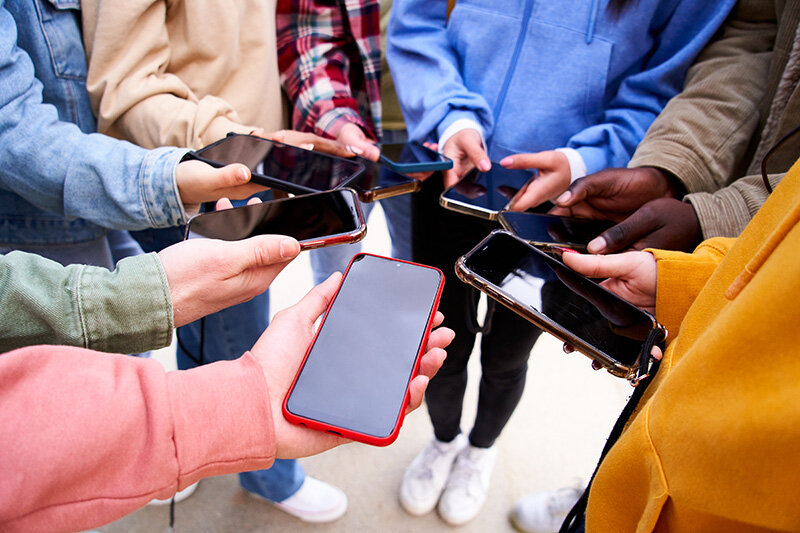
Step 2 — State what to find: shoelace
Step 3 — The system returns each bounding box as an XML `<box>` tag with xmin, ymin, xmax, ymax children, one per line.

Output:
<box><xmin>446</xmin><ymin>452</ymin><xmax>488</xmax><ymax>497</ymax></box>
<box><xmin>546</xmin><ymin>487</ymin><xmax>583</xmax><ymax>516</ymax></box>
<box><xmin>408</xmin><ymin>442</ymin><xmax>454</xmax><ymax>480</ymax></box>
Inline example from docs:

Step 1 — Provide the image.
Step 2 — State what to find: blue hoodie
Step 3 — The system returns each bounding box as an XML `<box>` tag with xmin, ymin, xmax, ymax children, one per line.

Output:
<box><xmin>387</xmin><ymin>0</ymin><xmax>735</xmax><ymax>174</ymax></box>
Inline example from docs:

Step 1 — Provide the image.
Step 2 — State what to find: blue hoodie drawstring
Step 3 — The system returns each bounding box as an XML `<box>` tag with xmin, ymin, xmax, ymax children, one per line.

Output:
<box><xmin>586</xmin><ymin>0</ymin><xmax>599</xmax><ymax>44</ymax></box>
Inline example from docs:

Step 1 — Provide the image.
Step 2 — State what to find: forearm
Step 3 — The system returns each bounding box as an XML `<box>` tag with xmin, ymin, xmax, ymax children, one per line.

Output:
<box><xmin>386</xmin><ymin>0</ymin><xmax>493</xmax><ymax>142</ymax></box>
<box><xmin>629</xmin><ymin>0</ymin><xmax>777</xmax><ymax>192</ymax></box>
<box><xmin>82</xmin><ymin>0</ymin><xmax>254</xmax><ymax>149</ymax></box>
<box><xmin>276</xmin><ymin>0</ymin><xmax>374</xmax><ymax>138</ymax></box>
<box><xmin>0</xmin><ymin>251</ymin><xmax>174</xmax><ymax>354</ymax></box>
<box><xmin>648</xmin><ymin>237</ymin><xmax>735</xmax><ymax>336</ymax></box>
<box><xmin>0</xmin><ymin>347</ymin><xmax>275</xmax><ymax>533</ymax></box>
<box><xmin>0</xmin><ymin>9</ymin><xmax>188</xmax><ymax>229</ymax></box>
<box><xmin>685</xmin><ymin>172</ymin><xmax>782</xmax><ymax>239</ymax></box>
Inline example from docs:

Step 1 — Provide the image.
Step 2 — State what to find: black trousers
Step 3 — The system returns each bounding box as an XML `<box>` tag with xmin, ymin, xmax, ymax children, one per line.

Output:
<box><xmin>412</xmin><ymin>175</ymin><xmax>542</xmax><ymax>448</ymax></box>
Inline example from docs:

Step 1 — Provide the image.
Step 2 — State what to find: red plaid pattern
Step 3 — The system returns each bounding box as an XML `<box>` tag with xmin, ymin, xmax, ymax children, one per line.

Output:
<box><xmin>277</xmin><ymin>0</ymin><xmax>382</xmax><ymax>140</ymax></box>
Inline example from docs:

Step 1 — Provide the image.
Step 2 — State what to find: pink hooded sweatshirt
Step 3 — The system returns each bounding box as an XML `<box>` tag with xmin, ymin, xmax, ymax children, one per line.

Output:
<box><xmin>0</xmin><ymin>345</ymin><xmax>276</xmax><ymax>532</ymax></box>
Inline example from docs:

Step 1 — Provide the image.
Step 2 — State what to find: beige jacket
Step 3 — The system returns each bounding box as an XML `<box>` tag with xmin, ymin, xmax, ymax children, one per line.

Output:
<box><xmin>629</xmin><ymin>0</ymin><xmax>800</xmax><ymax>239</ymax></box>
<box><xmin>82</xmin><ymin>0</ymin><xmax>284</xmax><ymax>150</ymax></box>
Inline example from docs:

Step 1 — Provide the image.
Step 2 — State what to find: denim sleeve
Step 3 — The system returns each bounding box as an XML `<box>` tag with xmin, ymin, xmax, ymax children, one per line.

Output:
<box><xmin>386</xmin><ymin>0</ymin><xmax>493</xmax><ymax>143</ymax></box>
<box><xmin>0</xmin><ymin>6</ymin><xmax>188</xmax><ymax>230</ymax></box>
<box><xmin>0</xmin><ymin>250</ymin><xmax>174</xmax><ymax>354</ymax></box>
<box><xmin>568</xmin><ymin>0</ymin><xmax>737</xmax><ymax>175</ymax></box>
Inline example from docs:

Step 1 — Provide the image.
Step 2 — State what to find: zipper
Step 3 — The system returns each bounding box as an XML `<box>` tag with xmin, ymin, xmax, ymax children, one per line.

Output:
<box><xmin>492</xmin><ymin>0</ymin><xmax>535</xmax><ymax>126</ymax></box>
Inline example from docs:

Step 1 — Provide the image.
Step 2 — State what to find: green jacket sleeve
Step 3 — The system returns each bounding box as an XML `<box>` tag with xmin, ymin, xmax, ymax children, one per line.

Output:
<box><xmin>628</xmin><ymin>0</ymin><xmax>777</xmax><ymax>192</ymax></box>
<box><xmin>0</xmin><ymin>251</ymin><xmax>174</xmax><ymax>354</ymax></box>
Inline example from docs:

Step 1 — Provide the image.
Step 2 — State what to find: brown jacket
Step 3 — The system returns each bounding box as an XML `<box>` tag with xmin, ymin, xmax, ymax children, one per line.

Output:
<box><xmin>629</xmin><ymin>0</ymin><xmax>800</xmax><ymax>238</ymax></box>
<box><xmin>82</xmin><ymin>0</ymin><xmax>285</xmax><ymax>149</ymax></box>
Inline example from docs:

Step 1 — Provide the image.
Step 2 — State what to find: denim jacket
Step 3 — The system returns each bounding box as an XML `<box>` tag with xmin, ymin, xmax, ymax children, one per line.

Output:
<box><xmin>0</xmin><ymin>0</ymin><xmax>189</xmax><ymax>245</ymax></box>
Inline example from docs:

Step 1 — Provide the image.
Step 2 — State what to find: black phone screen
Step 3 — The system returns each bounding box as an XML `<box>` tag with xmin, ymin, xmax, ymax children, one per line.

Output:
<box><xmin>499</xmin><ymin>212</ymin><xmax>613</xmax><ymax>248</ymax></box>
<box><xmin>193</xmin><ymin>134</ymin><xmax>364</xmax><ymax>192</ymax></box>
<box><xmin>186</xmin><ymin>190</ymin><xmax>362</xmax><ymax>243</ymax></box>
<box><xmin>380</xmin><ymin>141</ymin><xmax>449</xmax><ymax>166</ymax></box>
<box><xmin>286</xmin><ymin>254</ymin><xmax>443</xmax><ymax>438</ymax></box>
<box><xmin>442</xmin><ymin>164</ymin><xmax>550</xmax><ymax>215</ymax></box>
<box><xmin>463</xmin><ymin>232</ymin><xmax>655</xmax><ymax>366</ymax></box>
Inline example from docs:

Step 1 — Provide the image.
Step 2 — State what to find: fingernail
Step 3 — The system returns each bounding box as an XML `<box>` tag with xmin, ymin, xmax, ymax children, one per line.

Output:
<box><xmin>499</xmin><ymin>156</ymin><xmax>513</xmax><ymax>166</ymax></box>
<box><xmin>300</xmin><ymin>143</ymin><xmax>314</xmax><ymax>150</ymax></box>
<box><xmin>279</xmin><ymin>238</ymin><xmax>299</xmax><ymax>258</ymax></box>
<box><xmin>479</xmin><ymin>159</ymin><xmax>491</xmax><ymax>172</ymax></box>
<box><xmin>237</xmin><ymin>167</ymin><xmax>249</xmax><ymax>182</ymax></box>
<box><xmin>346</xmin><ymin>145</ymin><xmax>364</xmax><ymax>155</ymax></box>
<box><xmin>556</xmin><ymin>191</ymin><xmax>571</xmax><ymax>204</ymax></box>
<box><xmin>555</xmin><ymin>246</ymin><xmax>580</xmax><ymax>255</ymax></box>
<box><xmin>587</xmin><ymin>237</ymin><xmax>606</xmax><ymax>254</ymax></box>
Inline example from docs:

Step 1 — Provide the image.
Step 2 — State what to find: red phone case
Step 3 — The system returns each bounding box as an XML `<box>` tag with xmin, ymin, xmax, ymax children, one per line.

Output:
<box><xmin>282</xmin><ymin>253</ymin><xmax>445</xmax><ymax>446</ymax></box>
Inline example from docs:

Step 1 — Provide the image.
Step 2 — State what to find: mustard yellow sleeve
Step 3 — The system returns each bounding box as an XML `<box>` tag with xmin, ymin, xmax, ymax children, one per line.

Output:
<box><xmin>646</xmin><ymin>237</ymin><xmax>736</xmax><ymax>337</ymax></box>
<box><xmin>81</xmin><ymin>0</ymin><xmax>254</xmax><ymax>149</ymax></box>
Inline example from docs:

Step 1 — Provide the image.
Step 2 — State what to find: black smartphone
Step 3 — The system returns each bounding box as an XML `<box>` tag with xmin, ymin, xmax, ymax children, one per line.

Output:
<box><xmin>283</xmin><ymin>253</ymin><xmax>444</xmax><ymax>446</ymax></box>
<box><xmin>185</xmin><ymin>189</ymin><xmax>366</xmax><ymax>250</ymax></box>
<box><xmin>498</xmin><ymin>211</ymin><xmax>614</xmax><ymax>251</ymax></box>
<box><xmin>188</xmin><ymin>133</ymin><xmax>365</xmax><ymax>195</ymax></box>
<box><xmin>456</xmin><ymin>230</ymin><xmax>664</xmax><ymax>382</ymax></box>
<box><xmin>350</xmin><ymin>157</ymin><xmax>421</xmax><ymax>202</ymax></box>
<box><xmin>440</xmin><ymin>163</ymin><xmax>549</xmax><ymax>220</ymax></box>
<box><xmin>379</xmin><ymin>141</ymin><xmax>453</xmax><ymax>173</ymax></box>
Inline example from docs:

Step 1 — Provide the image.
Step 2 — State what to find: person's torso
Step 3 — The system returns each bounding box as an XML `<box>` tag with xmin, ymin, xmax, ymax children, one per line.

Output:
<box><xmin>445</xmin><ymin>0</ymin><xmax>679</xmax><ymax>158</ymax></box>
<box><xmin>0</xmin><ymin>0</ymin><xmax>106</xmax><ymax>245</ymax></box>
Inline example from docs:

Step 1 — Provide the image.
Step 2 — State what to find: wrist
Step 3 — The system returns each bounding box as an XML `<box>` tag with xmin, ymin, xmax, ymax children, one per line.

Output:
<box><xmin>642</xmin><ymin>166</ymin><xmax>687</xmax><ymax>199</ymax></box>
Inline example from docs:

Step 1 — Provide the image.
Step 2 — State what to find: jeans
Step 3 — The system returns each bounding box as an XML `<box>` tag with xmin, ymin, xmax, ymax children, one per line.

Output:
<box><xmin>0</xmin><ymin>235</ymin><xmax>113</xmax><ymax>268</ymax></box>
<box><xmin>411</xmin><ymin>174</ymin><xmax>542</xmax><ymax>448</ymax></box>
<box><xmin>309</xmin><ymin>129</ymin><xmax>413</xmax><ymax>283</ymax></box>
<box><xmin>131</xmin><ymin>225</ymin><xmax>305</xmax><ymax>502</ymax></box>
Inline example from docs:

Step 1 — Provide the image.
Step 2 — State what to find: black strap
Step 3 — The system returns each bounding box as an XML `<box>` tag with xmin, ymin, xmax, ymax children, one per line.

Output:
<box><xmin>465</xmin><ymin>288</ymin><xmax>496</xmax><ymax>335</ymax></box>
<box><xmin>760</xmin><ymin>123</ymin><xmax>800</xmax><ymax>194</ymax></box>
<box><xmin>559</xmin><ymin>357</ymin><xmax>662</xmax><ymax>532</ymax></box>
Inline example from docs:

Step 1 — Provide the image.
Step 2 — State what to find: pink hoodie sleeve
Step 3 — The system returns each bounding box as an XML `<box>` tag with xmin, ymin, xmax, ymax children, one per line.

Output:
<box><xmin>0</xmin><ymin>345</ymin><xmax>276</xmax><ymax>533</ymax></box>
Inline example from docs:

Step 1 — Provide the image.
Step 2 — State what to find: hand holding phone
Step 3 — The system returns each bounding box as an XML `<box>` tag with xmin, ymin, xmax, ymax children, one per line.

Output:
<box><xmin>283</xmin><ymin>254</ymin><xmax>445</xmax><ymax>445</ymax></box>
<box><xmin>186</xmin><ymin>189</ymin><xmax>366</xmax><ymax>250</ymax></box>
<box><xmin>498</xmin><ymin>211</ymin><xmax>613</xmax><ymax>251</ymax></box>
<box><xmin>456</xmin><ymin>230</ymin><xmax>664</xmax><ymax>382</ymax></box>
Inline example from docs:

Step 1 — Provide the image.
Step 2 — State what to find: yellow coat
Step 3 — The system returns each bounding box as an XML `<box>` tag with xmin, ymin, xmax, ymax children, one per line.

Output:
<box><xmin>587</xmin><ymin>158</ymin><xmax>800</xmax><ymax>532</ymax></box>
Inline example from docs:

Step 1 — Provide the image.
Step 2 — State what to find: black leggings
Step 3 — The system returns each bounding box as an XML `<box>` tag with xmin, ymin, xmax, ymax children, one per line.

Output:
<box><xmin>412</xmin><ymin>176</ymin><xmax>542</xmax><ymax>448</ymax></box>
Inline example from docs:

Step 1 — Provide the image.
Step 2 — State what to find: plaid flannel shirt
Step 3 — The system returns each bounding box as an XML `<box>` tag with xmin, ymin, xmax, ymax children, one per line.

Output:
<box><xmin>277</xmin><ymin>0</ymin><xmax>382</xmax><ymax>140</ymax></box>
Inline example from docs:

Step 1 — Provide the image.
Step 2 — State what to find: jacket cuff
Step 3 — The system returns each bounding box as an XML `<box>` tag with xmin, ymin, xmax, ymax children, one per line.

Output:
<box><xmin>166</xmin><ymin>352</ymin><xmax>276</xmax><ymax>489</ymax></box>
<box><xmin>685</xmin><ymin>190</ymin><xmax>751</xmax><ymax>239</ymax></box>
<box><xmin>629</xmin><ymin>139</ymin><xmax>719</xmax><ymax>194</ymax></box>
<box><xmin>555</xmin><ymin>148</ymin><xmax>588</xmax><ymax>183</ymax></box>
<box><xmin>647</xmin><ymin>239</ymin><xmax>731</xmax><ymax>338</ymax></box>
<box><xmin>574</xmin><ymin>146</ymin><xmax>610</xmax><ymax>177</ymax></box>
<box><xmin>77</xmin><ymin>253</ymin><xmax>173</xmax><ymax>354</ymax></box>
<box><xmin>138</xmin><ymin>147</ymin><xmax>191</xmax><ymax>228</ymax></box>
<box><xmin>436</xmin><ymin>110</ymin><xmax>485</xmax><ymax>145</ymax></box>
<box><xmin>317</xmin><ymin>108</ymin><xmax>371</xmax><ymax>139</ymax></box>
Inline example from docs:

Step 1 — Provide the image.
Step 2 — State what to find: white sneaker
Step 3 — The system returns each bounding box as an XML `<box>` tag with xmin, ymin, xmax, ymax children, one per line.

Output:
<box><xmin>437</xmin><ymin>444</ymin><xmax>497</xmax><ymax>525</ymax></box>
<box><xmin>271</xmin><ymin>476</ymin><xmax>348</xmax><ymax>523</ymax></box>
<box><xmin>147</xmin><ymin>481</ymin><xmax>198</xmax><ymax>506</ymax></box>
<box><xmin>509</xmin><ymin>482</ymin><xmax>585</xmax><ymax>533</ymax></box>
<box><xmin>400</xmin><ymin>434</ymin><xmax>467</xmax><ymax>515</ymax></box>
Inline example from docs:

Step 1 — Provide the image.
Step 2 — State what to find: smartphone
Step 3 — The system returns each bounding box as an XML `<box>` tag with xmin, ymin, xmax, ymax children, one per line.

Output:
<box><xmin>185</xmin><ymin>189</ymin><xmax>366</xmax><ymax>250</ymax></box>
<box><xmin>456</xmin><ymin>230</ymin><xmax>664</xmax><ymax>382</ymax></box>
<box><xmin>497</xmin><ymin>211</ymin><xmax>614</xmax><ymax>251</ymax></box>
<box><xmin>440</xmin><ymin>163</ymin><xmax>548</xmax><ymax>220</ymax></box>
<box><xmin>350</xmin><ymin>157</ymin><xmax>421</xmax><ymax>202</ymax></box>
<box><xmin>379</xmin><ymin>141</ymin><xmax>453</xmax><ymax>173</ymax></box>
<box><xmin>283</xmin><ymin>253</ymin><xmax>445</xmax><ymax>445</ymax></box>
<box><xmin>188</xmin><ymin>133</ymin><xmax>365</xmax><ymax>195</ymax></box>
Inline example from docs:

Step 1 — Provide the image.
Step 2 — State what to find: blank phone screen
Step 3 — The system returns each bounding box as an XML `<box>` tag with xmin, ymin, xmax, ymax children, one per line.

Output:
<box><xmin>194</xmin><ymin>134</ymin><xmax>363</xmax><ymax>191</ymax></box>
<box><xmin>187</xmin><ymin>190</ymin><xmax>361</xmax><ymax>243</ymax></box>
<box><xmin>442</xmin><ymin>164</ymin><xmax>544</xmax><ymax>216</ymax></box>
<box><xmin>499</xmin><ymin>212</ymin><xmax>613</xmax><ymax>248</ymax></box>
<box><xmin>464</xmin><ymin>232</ymin><xmax>654</xmax><ymax>366</ymax></box>
<box><xmin>286</xmin><ymin>255</ymin><xmax>443</xmax><ymax>438</ymax></box>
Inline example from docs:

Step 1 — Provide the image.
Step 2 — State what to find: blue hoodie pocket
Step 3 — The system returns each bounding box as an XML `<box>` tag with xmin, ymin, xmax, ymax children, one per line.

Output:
<box><xmin>492</xmin><ymin>19</ymin><xmax>613</xmax><ymax>154</ymax></box>
<box><xmin>37</xmin><ymin>0</ymin><xmax>86</xmax><ymax>80</ymax></box>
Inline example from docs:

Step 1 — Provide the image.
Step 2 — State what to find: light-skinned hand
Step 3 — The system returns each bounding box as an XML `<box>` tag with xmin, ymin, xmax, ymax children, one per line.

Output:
<box><xmin>500</xmin><ymin>150</ymin><xmax>571</xmax><ymax>210</ymax></box>
<box><xmin>441</xmin><ymin>128</ymin><xmax>491</xmax><ymax>189</ymax></box>
<box><xmin>175</xmin><ymin>160</ymin><xmax>266</xmax><ymax>206</ymax></box>
<box><xmin>251</xmin><ymin>273</ymin><xmax>455</xmax><ymax>459</ymax></box>
<box><xmin>337</xmin><ymin>122</ymin><xmax>380</xmax><ymax>161</ymax></box>
<box><xmin>158</xmin><ymin>234</ymin><xmax>300</xmax><ymax>327</ymax></box>
<box><xmin>561</xmin><ymin>250</ymin><xmax>657</xmax><ymax>314</ymax></box>
<box><xmin>265</xmin><ymin>129</ymin><xmax>358</xmax><ymax>159</ymax></box>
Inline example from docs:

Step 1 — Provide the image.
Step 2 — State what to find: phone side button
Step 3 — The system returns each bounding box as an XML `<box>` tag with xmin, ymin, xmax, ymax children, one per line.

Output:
<box><xmin>326</xmin><ymin>430</ymin><xmax>343</xmax><ymax>436</ymax></box>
